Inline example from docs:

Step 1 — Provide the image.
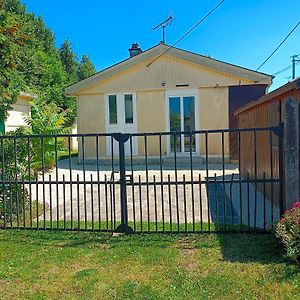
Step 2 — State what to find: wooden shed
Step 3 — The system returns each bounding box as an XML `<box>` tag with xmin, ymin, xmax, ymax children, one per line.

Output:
<box><xmin>235</xmin><ymin>78</ymin><xmax>300</xmax><ymax>204</ymax></box>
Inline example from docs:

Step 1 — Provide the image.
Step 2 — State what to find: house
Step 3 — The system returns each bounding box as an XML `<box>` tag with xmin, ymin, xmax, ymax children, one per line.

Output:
<box><xmin>235</xmin><ymin>77</ymin><xmax>300</xmax><ymax>205</ymax></box>
<box><xmin>0</xmin><ymin>92</ymin><xmax>34</xmax><ymax>133</ymax></box>
<box><xmin>65</xmin><ymin>42</ymin><xmax>272</xmax><ymax>160</ymax></box>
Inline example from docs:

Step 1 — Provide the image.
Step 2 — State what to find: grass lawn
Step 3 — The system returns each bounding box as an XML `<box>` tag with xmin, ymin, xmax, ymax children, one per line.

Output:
<box><xmin>0</xmin><ymin>231</ymin><xmax>299</xmax><ymax>299</ymax></box>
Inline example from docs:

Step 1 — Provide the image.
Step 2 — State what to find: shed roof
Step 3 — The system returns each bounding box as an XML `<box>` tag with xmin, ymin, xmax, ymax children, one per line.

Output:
<box><xmin>235</xmin><ymin>77</ymin><xmax>300</xmax><ymax>115</ymax></box>
<box><xmin>65</xmin><ymin>43</ymin><xmax>272</xmax><ymax>95</ymax></box>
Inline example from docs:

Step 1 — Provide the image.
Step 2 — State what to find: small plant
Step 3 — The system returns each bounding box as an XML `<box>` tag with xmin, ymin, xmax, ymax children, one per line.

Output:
<box><xmin>276</xmin><ymin>202</ymin><xmax>300</xmax><ymax>264</ymax></box>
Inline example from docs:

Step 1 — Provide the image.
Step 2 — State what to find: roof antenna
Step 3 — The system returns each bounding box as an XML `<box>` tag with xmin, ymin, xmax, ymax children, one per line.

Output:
<box><xmin>153</xmin><ymin>15</ymin><xmax>173</xmax><ymax>44</ymax></box>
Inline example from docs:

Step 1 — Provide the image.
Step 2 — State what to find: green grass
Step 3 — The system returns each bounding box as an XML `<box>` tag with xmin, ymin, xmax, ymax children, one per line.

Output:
<box><xmin>7</xmin><ymin>219</ymin><xmax>251</xmax><ymax>234</ymax></box>
<box><xmin>0</xmin><ymin>230</ymin><xmax>299</xmax><ymax>299</ymax></box>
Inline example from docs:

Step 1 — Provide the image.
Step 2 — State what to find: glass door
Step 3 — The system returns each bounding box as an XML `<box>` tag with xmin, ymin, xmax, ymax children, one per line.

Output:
<box><xmin>169</xmin><ymin>95</ymin><xmax>196</xmax><ymax>153</ymax></box>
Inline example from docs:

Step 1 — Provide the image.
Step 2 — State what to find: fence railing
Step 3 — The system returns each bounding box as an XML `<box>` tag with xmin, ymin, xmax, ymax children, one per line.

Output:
<box><xmin>0</xmin><ymin>126</ymin><xmax>284</xmax><ymax>233</ymax></box>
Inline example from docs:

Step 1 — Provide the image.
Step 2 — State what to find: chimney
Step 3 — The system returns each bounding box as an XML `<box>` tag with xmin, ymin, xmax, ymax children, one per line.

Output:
<box><xmin>128</xmin><ymin>43</ymin><xmax>142</xmax><ymax>58</ymax></box>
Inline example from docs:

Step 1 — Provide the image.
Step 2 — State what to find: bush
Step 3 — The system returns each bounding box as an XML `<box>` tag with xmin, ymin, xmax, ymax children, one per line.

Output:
<box><xmin>0</xmin><ymin>127</ymin><xmax>30</xmax><ymax>224</ymax></box>
<box><xmin>276</xmin><ymin>202</ymin><xmax>300</xmax><ymax>264</ymax></box>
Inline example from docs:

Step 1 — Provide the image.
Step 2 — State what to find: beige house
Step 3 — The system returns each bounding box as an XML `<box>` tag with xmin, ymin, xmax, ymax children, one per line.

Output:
<box><xmin>4</xmin><ymin>92</ymin><xmax>33</xmax><ymax>132</ymax></box>
<box><xmin>65</xmin><ymin>43</ymin><xmax>272</xmax><ymax>159</ymax></box>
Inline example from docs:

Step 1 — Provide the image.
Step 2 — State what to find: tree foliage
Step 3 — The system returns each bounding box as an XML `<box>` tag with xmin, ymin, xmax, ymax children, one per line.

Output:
<box><xmin>59</xmin><ymin>39</ymin><xmax>78</xmax><ymax>84</ymax></box>
<box><xmin>78</xmin><ymin>54</ymin><xmax>96</xmax><ymax>81</ymax></box>
<box><xmin>0</xmin><ymin>0</ymin><xmax>96</xmax><ymax>125</ymax></box>
<box><xmin>24</xmin><ymin>100</ymin><xmax>71</xmax><ymax>174</ymax></box>
<box><xmin>0</xmin><ymin>0</ymin><xmax>29</xmax><ymax>117</ymax></box>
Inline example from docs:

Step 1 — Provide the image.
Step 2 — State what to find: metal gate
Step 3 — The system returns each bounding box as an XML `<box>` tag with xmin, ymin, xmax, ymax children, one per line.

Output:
<box><xmin>0</xmin><ymin>126</ymin><xmax>284</xmax><ymax>233</ymax></box>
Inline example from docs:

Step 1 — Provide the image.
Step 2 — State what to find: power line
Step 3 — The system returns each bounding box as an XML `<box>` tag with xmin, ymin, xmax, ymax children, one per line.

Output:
<box><xmin>272</xmin><ymin>64</ymin><xmax>293</xmax><ymax>76</ymax></box>
<box><xmin>146</xmin><ymin>0</ymin><xmax>225</xmax><ymax>67</ymax></box>
<box><xmin>256</xmin><ymin>20</ymin><xmax>300</xmax><ymax>70</ymax></box>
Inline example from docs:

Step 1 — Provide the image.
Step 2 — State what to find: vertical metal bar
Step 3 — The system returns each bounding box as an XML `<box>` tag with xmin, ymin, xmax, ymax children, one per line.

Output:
<box><xmin>109</xmin><ymin>178</ymin><xmax>113</xmax><ymax>230</ymax></box>
<box><xmin>91</xmin><ymin>173</ymin><xmax>94</xmax><ymax>231</ymax></box>
<box><xmin>84</xmin><ymin>176</ymin><xmax>88</xmax><ymax>232</ymax></box>
<box><xmin>254</xmin><ymin>130</ymin><xmax>257</xmax><ymax>230</ymax></box>
<box><xmin>205</xmin><ymin>132</ymin><xmax>210</xmax><ymax>232</ymax></box>
<box><xmin>1</xmin><ymin>137</ymin><xmax>6</xmax><ymax>229</ymax></box>
<box><xmin>159</xmin><ymin>134</ymin><xmax>165</xmax><ymax>232</ymax></box>
<box><xmin>263</xmin><ymin>172</ymin><xmax>266</xmax><ymax>231</ymax></box>
<box><xmin>183</xmin><ymin>174</ymin><xmax>187</xmax><ymax>232</ymax></box>
<box><xmin>104</xmin><ymin>174</ymin><xmax>108</xmax><ymax>231</ymax></box>
<box><xmin>214</xmin><ymin>173</ymin><xmax>218</xmax><ymax>231</ymax></box>
<box><xmin>111</xmin><ymin>136</ymin><xmax>116</xmax><ymax>229</ymax></box>
<box><xmin>238</xmin><ymin>131</ymin><xmax>243</xmax><ymax>231</ymax></box>
<box><xmin>55</xmin><ymin>136</ymin><xmax>59</xmax><ymax>230</ymax></box>
<box><xmin>22</xmin><ymin>176</ymin><xmax>25</xmax><ymax>229</ymax></box>
<box><xmin>118</xmin><ymin>133</ymin><xmax>129</xmax><ymax>233</ymax></box>
<box><xmin>168</xmin><ymin>174</ymin><xmax>172</xmax><ymax>232</ymax></box>
<box><xmin>82</xmin><ymin>136</ymin><xmax>86</xmax><ymax>230</ymax></box>
<box><xmin>27</xmin><ymin>136</ymin><xmax>32</xmax><ymax>228</ymax></box>
<box><xmin>130</xmin><ymin>135</ymin><xmax>136</xmax><ymax>232</ymax></box>
<box><xmin>139</xmin><ymin>174</ymin><xmax>142</xmax><ymax>232</ymax></box>
<box><xmin>222</xmin><ymin>131</ymin><xmax>226</xmax><ymax>230</ymax></box>
<box><xmin>77</xmin><ymin>173</ymin><xmax>80</xmax><ymax>230</ymax></box>
<box><xmin>49</xmin><ymin>174</ymin><xmax>52</xmax><ymax>230</ymax></box>
<box><xmin>153</xmin><ymin>174</ymin><xmax>158</xmax><ymax>232</ymax></box>
<box><xmin>173</xmin><ymin>133</ymin><xmax>180</xmax><ymax>232</ymax></box>
<box><xmin>230</xmin><ymin>173</ymin><xmax>234</xmax><ymax>228</ymax></box>
<box><xmin>199</xmin><ymin>174</ymin><xmax>203</xmax><ymax>232</ymax></box>
<box><xmin>35</xmin><ymin>176</ymin><xmax>39</xmax><ymax>230</ymax></box>
<box><xmin>9</xmin><ymin>176</ymin><xmax>13</xmax><ymax>228</ymax></box>
<box><xmin>41</xmin><ymin>136</ymin><xmax>46</xmax><ymax>230</ymax></box>
<box><xmin>13</xmin><ymin>137</ymin><xmax>20</xmax><ymax>229</ymax></box>
<box><xmin>188</xmin><ymin>133</ymin><xmax>194</xmax><ymax>232</ymax></box>
<box><xmin>144</xmin><ymin>135</ymin><xmax>150</xmax><ymax>232</ymax></box>
<box><xmin>68</xmin><ymin>135</ymin><xmax>73</xmax><ymax>230</ymax></box>
<box><xmin>96</xmin><ymin>134</ymin><xmax>101</xmax><ymax>231</ymax></box>
<box><xmin>247</xmin><ymin>172</ymin><xmax>250</xmax><ymax>230</ymax></box>
<box><xmin>63</xmin><ymin>174</ymin><xmax>66</xmax><ymax>230</ymax></box>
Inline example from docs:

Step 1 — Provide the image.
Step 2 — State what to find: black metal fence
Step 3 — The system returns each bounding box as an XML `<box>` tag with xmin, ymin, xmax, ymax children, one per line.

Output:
<box><xmin>0</xmin><ymin>126</ymin><xmax>284</xmax><ymax>233</ymax></box>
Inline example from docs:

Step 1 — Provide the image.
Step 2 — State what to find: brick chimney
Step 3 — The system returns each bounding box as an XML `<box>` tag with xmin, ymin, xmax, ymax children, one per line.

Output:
<box><xmin>128</xmin><ymin>43</ymin><xmax>142</xmax><ymax>58</ymax></box>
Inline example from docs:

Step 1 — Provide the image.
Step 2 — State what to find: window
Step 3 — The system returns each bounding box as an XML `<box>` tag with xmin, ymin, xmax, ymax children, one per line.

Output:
<box><xmin>124</xmin><ymin>94</ymin><xmax>133</xmax><ymax>124</ymax></box>
<box><xmin>108</xmin><ymin>95</ymin><xmax>117</xmax><ymax>124</ymax></box>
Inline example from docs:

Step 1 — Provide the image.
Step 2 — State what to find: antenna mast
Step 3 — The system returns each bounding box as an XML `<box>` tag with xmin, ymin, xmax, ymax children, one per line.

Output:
<box><xmin>153</xmin><ymin>16</ymin><xmax>173</xmax><ymax>44</ymax></box>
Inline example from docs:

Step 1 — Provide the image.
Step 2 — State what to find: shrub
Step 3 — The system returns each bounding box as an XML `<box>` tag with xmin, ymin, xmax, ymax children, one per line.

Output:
<box><xmin>24</xmin><ymin>100</ymin><xmax>71</xmax><ymax>175</ymax></box>
<box><xmin>276</xmin><ymin>202</ymin><xmax>300</xmax><ymax>264</ymax></box>
<box><xmin>0</xmin><ymin>127</ymin><xmax>29</xmax><ymax>223</ymax></box>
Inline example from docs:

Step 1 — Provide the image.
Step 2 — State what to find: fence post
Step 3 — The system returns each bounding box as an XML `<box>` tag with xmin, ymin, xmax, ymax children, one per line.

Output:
<box><xmin>283</xmin><ymin>97</ymin><xmax>300</xmax><ymax>210</ymax></box>
<box><xmin>113</xmin><ymin>133</ymin><xmax>133</xmax><ymax>234</ymax></box>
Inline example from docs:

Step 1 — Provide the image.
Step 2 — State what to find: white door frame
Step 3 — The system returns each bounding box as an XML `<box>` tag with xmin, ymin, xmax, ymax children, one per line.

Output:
<box><xmin>105</xmin><ymin>92</ymin><xmax>138</xmax><ymax>156</ymax></box>
<box><xmin>165</xmin><ymin>89</ymin><xmax>199</xmax><ymax>155</ymax></box>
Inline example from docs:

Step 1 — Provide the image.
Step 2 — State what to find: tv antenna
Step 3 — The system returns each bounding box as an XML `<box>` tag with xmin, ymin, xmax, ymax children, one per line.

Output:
<box><xmin>153</xmin><ymin>16</ymin><xmax>173</xmax><ymax>44</ymax></box>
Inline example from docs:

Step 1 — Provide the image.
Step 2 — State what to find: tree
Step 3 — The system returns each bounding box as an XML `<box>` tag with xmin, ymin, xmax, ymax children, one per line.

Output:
<box><xmin>77</xmin><ymin>54</ymin><xmax>96</xmax><ymax>80</ymax></box>
<box><xmin>24</xmin><ymin>100</ymin><xmax>71</xmax><ymax>174</ymax></box>
<box><xmin>0</xmin><ymin>0</ymin><xmax>30</xmax><ymax>119</ymax></box>
<box><xmin>59</xmin><ymin>39</ymin><xmax>78</xmax><ymax>84</ymax></box>
<box><xmin>1</xmin><ymin>1</ymin><xmax>96</xmax><ymax>129</ymax></box>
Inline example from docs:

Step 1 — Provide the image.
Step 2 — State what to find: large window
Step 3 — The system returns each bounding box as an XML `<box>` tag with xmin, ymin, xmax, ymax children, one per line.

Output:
<box><xmin>108</xmin><ymin>95</ymin><xmax>117</xmax><ymax>124</ymax></box>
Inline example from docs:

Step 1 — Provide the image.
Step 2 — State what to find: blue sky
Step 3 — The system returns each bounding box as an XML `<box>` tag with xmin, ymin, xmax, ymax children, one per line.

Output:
<box><xmin>21</xmin><ymin>0</ymin><xmax>300</xmax><ymax>90</ymax></box>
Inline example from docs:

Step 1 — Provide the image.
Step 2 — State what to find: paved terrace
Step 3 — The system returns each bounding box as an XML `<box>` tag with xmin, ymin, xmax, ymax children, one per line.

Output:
<box><xmin>29</xmin><ymin>158</ymin><xmax>280</xmax><ymax>230</ymax></box>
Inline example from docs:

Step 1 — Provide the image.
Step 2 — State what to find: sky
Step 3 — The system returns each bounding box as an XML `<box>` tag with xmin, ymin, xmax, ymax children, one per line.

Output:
<box><xmin>20</xmin><ymin>0</ymin><xmax>300</xmax><ymax>91</ymax></box>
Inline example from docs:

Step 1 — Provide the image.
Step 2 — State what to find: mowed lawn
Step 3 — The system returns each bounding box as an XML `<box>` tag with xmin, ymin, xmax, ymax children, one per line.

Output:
<box><xmin>0</xmin><ymin>231</ymin><xmax>299</xmax><ymax>300</ymax></box>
